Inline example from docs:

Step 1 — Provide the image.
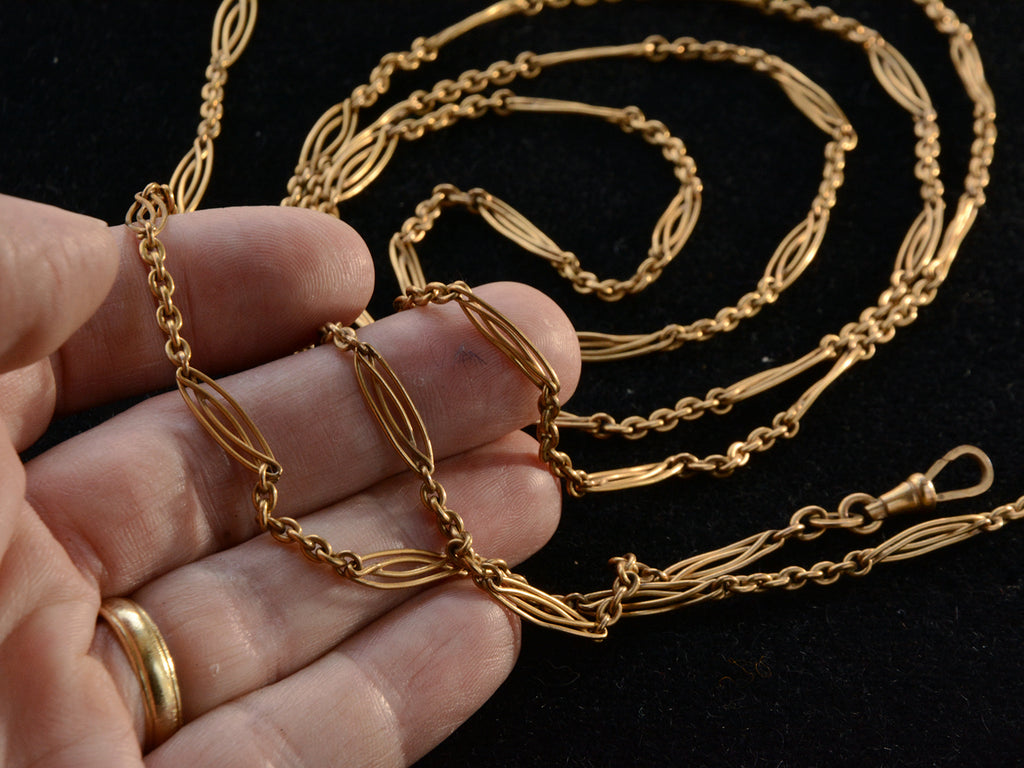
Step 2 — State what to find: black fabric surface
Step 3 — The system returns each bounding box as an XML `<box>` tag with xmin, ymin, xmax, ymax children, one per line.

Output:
<box><xmin>2</xmin><ymin>2</ymin><xmax>1023</xmax><ymax>766</ymax></box>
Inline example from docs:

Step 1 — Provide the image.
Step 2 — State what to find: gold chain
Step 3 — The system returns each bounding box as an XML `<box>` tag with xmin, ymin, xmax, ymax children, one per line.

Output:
<box><xmin>272</xmin><ymin>0</ymin><xmax>991</xmax><ymax>493</ymax></box>
<box><xmin>281</xmin><ymin>0</ymin><xmax>997</xmax><ymax>492</ymax></box>
<box><xmin>125</xmin><ymin>0</ymin><xmax>1023</xmax><ymax>638</ymax></box>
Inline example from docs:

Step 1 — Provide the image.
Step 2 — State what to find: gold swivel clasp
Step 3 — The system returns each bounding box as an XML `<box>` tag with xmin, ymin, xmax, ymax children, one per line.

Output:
<box><xmin>865</xmin><ymin>445</ymin><xmax>994</xmax><ymax>520</ymax></box>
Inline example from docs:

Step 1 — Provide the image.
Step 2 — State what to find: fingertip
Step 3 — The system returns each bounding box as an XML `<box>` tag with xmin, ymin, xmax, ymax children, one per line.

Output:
<box><xmin>442</xmin><ymin>583</ymin><xmax>523</xmax><ymax>671</ymax></box>
<box><xmin>266</xmin><ymin>207</ymin><xmax>375</xmax><ymax>326</ymax></box>
<box><xmin>391</xmin><ymin>583</ymin><xmax>523</xmax><ymax>755</ymax></box>
<box><xmin>474</xmin><ymin>281</ymin><xmax>582</xmax><ymax>401</ymax></box>
<box><xmin>155</xmin><ymin>206</ymin><xmax>375</xmax><ymax>337</ymax></box>
<box><xmin>475</xmin><ymin>589</ymin><xmax>523</xmax><ymax>691</ymax></box>
<box><xmin>499</xmin><ymin>594</ymin><xmax>524</xmax><ymax>666</ymax></box>
<box><xmin>464</xmin><ymin>430</ymin><xmax>563</xmax><ymax>561</ymax></box>
<box><xmin>54</xmin><ymin>206</ymin><xmax>376</xmax><ymax>413</ymax></box>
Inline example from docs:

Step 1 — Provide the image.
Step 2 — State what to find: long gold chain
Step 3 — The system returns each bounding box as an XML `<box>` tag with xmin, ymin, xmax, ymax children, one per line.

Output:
<box><xmin>126</xmin><ymin>0</ymin><xmax>1022</xmax><ymax>638</ymax></box>
<box><xmin>276</xmin><ymin>0</ymin><xmax>994</xmax><ymax>494</ymax></box>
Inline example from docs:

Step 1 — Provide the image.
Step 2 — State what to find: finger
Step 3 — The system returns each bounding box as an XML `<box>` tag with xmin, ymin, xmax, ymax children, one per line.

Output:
<box><xmin>147</xmin><ymin>583</ymin><xmax>519</xmax><ymax>768</ymax></box>
<box><xmin>0</xmin><ymin>195</ymin><xmax>117</xmax><ymax>374</ymax></box>
<box><xmin>55</xmin><ymin>206</ymin><xmax>373</xmax><ymax>414</ymax></box>
<box><xmin>0</xmin><ymin>443</ymin><xmax>138</xmax><ymax>767</ymax></box>
<box><xmin>92</xmin><ymin>431</ymin><xmax>556</xmax><ymax>727</ymax></box>
<box><xmin>4</xmin><ymin>205</ymin><xmax>372</xmax><ymax>451</ymax></box>
<box><xmin>0</xmin><ymin>360</ymin><xmax>55</xmax><ymax>451</ymax></box>
<box><xmin>27</xmin><ymin>282</ymin><xmax>581</xmax><ymax>594</ymax></box>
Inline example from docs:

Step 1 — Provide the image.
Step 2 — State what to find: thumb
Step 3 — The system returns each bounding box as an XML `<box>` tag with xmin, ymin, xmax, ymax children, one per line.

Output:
<box><xmin>0</xmin><ymin>195</ymin><xmax>118</xmax><ymax>373</ymax></box>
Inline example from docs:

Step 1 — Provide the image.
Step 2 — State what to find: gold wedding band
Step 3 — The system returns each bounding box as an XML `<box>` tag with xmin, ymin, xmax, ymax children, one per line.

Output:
<box><xmin>98</xmin><ymin>597</ymin><xmax>183</xmax><ymax>750</ymax></box>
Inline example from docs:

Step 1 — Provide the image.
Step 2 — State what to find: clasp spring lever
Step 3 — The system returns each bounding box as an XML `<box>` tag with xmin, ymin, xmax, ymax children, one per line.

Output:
<box><xmin>865</xmin><ymin>445</ymin><xmax>994</xmax><ymax>520</ymax></box>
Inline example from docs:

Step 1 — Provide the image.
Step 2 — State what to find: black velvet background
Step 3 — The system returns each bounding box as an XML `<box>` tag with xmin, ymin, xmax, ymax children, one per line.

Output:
<box><xmin>2</xmin><ymin>2</ymin><xmax>1023</xmax><ymax>766</ymax></box>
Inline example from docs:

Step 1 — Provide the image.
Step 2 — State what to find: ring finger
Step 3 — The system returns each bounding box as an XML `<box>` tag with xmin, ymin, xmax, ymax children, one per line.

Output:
<box><xmin>91</xmin><ymin>430</ymin><xmax>560</xmax><ymax>732</ymax></box>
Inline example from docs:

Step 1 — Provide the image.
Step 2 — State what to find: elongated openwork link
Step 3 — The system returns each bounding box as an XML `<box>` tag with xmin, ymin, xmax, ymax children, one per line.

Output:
<box><xmin>125</xmin><ymin>1</ymin><xmax>1021</xmax><ymax>638</ymax></box>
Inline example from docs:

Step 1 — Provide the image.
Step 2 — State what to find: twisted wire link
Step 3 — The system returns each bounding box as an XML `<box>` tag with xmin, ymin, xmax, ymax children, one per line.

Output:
<box><xmin>568</xmin><ymin>494</ymin><xmax>1024</xmax><ymax>621</ymax></box>
<box><xmin>127</xmin><ymin>1</ymin><xmax>1016</xmax><ymax>638</ymax></box>
<box><xmin>333</xmin><ymin>36</ymin><xmax>849</xmax><ymax>322</ymax></box>
<box><xmin>349</xmin><ymin>287</ymin><xmax>1021</xmax><ymax>635</ymax></box>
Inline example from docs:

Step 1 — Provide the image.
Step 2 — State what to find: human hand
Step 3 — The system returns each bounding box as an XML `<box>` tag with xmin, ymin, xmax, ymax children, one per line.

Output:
<box><xmin>0</xmin><ymin>194</ymin><xmax>580</xmax><ymax>767</ymax></box>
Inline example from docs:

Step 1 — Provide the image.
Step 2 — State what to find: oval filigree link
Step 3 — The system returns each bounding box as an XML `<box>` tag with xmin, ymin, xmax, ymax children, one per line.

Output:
<box><xmin>352</xmin><ymin>345</ymin><xmax>435</xmax><ymax>474</ymax></box>
<box><xmin>176</xmin><ymin>368</ymin><xmax>279</xmax><ymax>476</ymax></box>
<box><xmin>449</xmin><ymin>285</ymin><xmax>561</xmax><ymax>392</ymax></box>
<box><xmin>869</xmin><ymin>41</ymin><xmax>933</xmax><ymax>115</ymax></box>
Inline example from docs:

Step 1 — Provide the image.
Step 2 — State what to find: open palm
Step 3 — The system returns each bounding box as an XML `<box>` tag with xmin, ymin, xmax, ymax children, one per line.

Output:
<box><xmin>0</xmin><ymin>195</ymin><xmax>579</xmax><ymax>767</ymax></box>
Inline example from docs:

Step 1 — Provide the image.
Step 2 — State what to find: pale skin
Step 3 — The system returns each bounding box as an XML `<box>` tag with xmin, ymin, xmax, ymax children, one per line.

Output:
<box><xmin>0</xmin><ymin>194</ymin><xmax>581</xmax><ymax>767</ymax></box>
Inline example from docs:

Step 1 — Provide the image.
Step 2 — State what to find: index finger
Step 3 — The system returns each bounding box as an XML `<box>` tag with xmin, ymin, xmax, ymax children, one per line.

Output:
<box><xmin>54</xmin><ymin>205</ymin><xmax>373</xmax><ymax>414</ymax></box>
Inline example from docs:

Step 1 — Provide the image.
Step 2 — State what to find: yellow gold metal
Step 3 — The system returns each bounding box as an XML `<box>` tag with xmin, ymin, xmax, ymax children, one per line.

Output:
<box><xmin>868</xmin><ymin>474</ymin><xmax>938</xmax><ymax>518</ymax></box>
<box><xmin>865</xmin><ymin>445</ymin><xmax>995</xmax><ymax>520</ymax></box>
<box><xmin>124</xmin><ymin>0</ymin><xmax>1023</xmax><ymax>638</ymax></box>
<box><xmin>381</xmin><ymin>38</ymin><xmax>847</xmax><ymax>321</ymax></box>
<box><xmin>269</xmin><ymin>0</ymin><xmax>994</xmax><ymax>491</ymax></box>
<box><xmin>177</xmin><ymin>368</ymin><xmax>279</xmax><ymax>476</ymax></box>
<box><xmin>98</xmin><ymin>598</ymin><xmax>182</xmax><ymax>751</ymax></box>
<box><xmin>351</xmin><ymin>341</ymin><xmax>435</xmax><ymax>474</ymax></box>
<box><xmin>925</xmin><ymin>444</ymin><xmax>996</xmax><ymax>502</ymax></box>
<box><xmin>170</xmin><ymin>0</ymin><xmax>256</xmax><ymax>213</ymax></box>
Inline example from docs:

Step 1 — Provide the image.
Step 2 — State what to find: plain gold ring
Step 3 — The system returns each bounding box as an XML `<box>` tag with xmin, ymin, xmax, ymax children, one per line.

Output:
<box><xmin>98</xmin><ymin>597</ymin><xmax>183</xmax><ymax>750</ymax></box>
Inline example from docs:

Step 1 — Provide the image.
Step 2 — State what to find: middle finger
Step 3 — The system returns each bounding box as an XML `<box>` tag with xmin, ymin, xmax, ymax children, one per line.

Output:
<box><xmin>26</xmin><ymin>282</ymin><xmax>580</xmax><ymax>596</ymax></box>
